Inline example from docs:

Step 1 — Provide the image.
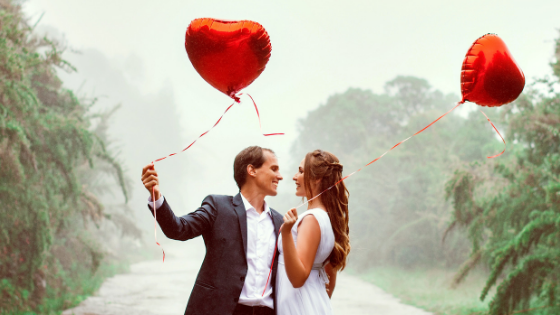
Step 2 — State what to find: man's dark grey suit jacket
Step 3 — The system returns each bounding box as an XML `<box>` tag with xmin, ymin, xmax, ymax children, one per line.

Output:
<box><xmin>148</xmin><ymin>193</ymin><xmax>283</xmax><ymax>315</ymax></box>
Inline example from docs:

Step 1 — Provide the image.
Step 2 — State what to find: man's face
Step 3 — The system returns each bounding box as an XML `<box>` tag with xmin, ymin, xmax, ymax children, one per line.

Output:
<box><xmin>253</xmin><ymin>151</ymin><xmax>283</xmax><ymax>196</ymax></box>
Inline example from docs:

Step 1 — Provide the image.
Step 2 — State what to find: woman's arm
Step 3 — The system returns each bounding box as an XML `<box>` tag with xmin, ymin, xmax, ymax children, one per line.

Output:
<box><xmin>324</xmin><ymin>262</ymin><xmax>337</xmax><ymax>298</ymax></box>
<box><xmin>281</xmin><ymin>210</ymin><xmax>321</xmax><ymax>288</ymax></box>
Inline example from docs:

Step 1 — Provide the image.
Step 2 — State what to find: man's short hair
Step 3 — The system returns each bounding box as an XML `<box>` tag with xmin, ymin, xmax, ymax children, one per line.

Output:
<box><xmin>233</xmin><ymin>146</ymin><xmax>275</xmax><ymax>189</ymax></box>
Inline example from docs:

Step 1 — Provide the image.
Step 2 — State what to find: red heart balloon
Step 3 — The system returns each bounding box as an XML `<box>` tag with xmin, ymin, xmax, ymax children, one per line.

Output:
<box><xmin>185</xmin><ymin>18</ymin><xmax>272</xmax><ymax>101</ymax></box>
<box><xmin>460</xmin><ymin>34</ymin><xmax>525</xmax><ymax>107</ymax></box>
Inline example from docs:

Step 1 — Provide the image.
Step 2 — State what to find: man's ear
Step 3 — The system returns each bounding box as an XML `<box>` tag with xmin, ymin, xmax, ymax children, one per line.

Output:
<box><xmin>247</xmin><ymin>164</ymin><xmax>257</xmax><ymax>178</ymax></box>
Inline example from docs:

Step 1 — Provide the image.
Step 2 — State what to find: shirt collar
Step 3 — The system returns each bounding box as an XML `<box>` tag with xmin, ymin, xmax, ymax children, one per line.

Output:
<box><xmin>240</xmin><ymin>192</ymin><xmax>270</xmax><ymax>215</ymax></box>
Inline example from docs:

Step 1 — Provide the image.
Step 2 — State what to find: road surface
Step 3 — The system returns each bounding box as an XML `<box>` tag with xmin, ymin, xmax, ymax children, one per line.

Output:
<box><xmin>63</xmin><ymin>239</ymin><xmax>431</xmax><ymax>315</ymax></box>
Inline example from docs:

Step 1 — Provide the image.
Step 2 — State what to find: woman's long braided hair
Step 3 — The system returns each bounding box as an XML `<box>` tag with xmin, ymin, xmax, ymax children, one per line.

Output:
<box><xmin>303</xmin><ymin>149</ymin><xmax>350</xmax><ymax>271</ymax></box>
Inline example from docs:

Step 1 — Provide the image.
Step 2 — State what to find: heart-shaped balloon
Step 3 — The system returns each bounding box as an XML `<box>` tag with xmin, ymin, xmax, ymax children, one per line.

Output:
<box><xmin>460</xmin><ymin>34</ymin><xmax>525</xmax><ymax>107</ymax></box>
<box><xmin>185</xmin><ymin>18</ymin><xmax>272</xmax><ymax>101</ymax></box>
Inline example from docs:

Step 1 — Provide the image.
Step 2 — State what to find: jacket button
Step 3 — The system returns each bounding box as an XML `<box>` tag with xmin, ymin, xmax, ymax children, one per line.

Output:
<box><xmin>240</xmin><ymin>276</ymin><xmax>245</xmax><ymax>281</ymax></box>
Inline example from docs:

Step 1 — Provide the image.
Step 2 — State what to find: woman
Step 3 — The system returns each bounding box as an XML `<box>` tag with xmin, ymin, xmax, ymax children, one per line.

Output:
<box><xmin>276</xmin><ymin>150</ymin><xmax>351</xmax><ymax>314</ymax></box>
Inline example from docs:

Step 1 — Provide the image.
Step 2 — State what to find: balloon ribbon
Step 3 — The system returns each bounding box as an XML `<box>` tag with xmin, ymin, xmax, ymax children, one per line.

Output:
<box><xmin>152</xmin><ymin>183</ymin><xmax>165</xmax><ymax>262</ymax></box>
<box><xmin>150</xmin><ymin>95</ymin><xmax>283</xmax><ymax>262</ymax></box>
<box><xmin>262</xmin><ymin>228</ymin><xmax>279</xmax><ymax>296</ymax></box>
<box><xmin>478</xmin><ymin>109</ymin><xmax>506</xmax><ymax>158</ymax></box>
<box><xmin>262</xmin><ymin>100</ymin><xmax>506</xmax><ymax>292</ymax></box>
<box><xmin>298</xmin><ymin>101</ymin><xmax>506</xmax><ymax>207</ymax></box>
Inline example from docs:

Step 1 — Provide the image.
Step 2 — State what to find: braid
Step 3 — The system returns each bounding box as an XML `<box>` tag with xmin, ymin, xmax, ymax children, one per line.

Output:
<box><xmin>326</xmin><ymin>161</ymin><xmax>343</xmax><ymax>172</ymax></box>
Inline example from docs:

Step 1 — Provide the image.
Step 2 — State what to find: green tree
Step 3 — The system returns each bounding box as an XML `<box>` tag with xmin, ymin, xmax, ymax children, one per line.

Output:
<box><xmin>290</xmin><ymin>75</ymin><xmax>502</xmax><ymax>269</ymax></box>
<box><xmin>445</xmin><ymin>32</ymin><xmax>560</xmax><ymax>315</ymax></box>
<box><xmin>0</xmin><ymin>2</ymin><xmax>134</xmax><ymax>313</ymax></box>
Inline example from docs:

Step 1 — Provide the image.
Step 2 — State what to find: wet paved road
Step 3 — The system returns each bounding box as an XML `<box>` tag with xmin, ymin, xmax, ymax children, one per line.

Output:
<box><xmin>63</xmin><ymin>239</ymin><xmax>431</xmax><ymax>315</ymax></box>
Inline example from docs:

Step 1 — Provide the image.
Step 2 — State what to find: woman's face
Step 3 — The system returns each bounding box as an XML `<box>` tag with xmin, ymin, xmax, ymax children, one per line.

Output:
<box><xmin>293</xmin><ymin>158</ymin><xmax>306</xmax><ymax>197</ymax></box>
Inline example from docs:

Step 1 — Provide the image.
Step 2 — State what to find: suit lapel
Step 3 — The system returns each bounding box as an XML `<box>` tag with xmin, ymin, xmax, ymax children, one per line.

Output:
<box><xmin>232</xmin><ymin>193</ymin><xmax>248</xmax><ymax>256</ymax></box>
<box><xmin>271</xmin><ymin>209</ymin><xmax>283</xmax><ymax>238</ymax></box>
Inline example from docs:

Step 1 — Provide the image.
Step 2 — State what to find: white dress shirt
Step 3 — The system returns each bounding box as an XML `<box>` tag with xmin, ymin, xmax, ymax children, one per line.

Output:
<box><xmin>148</xmin><ymin>193</ymin><xmax>276</xmax><ymax>308</ymax></box>
<box><xmin>148</xmin><ymin>195</ymin><xmax>165</xmax><ymax>210</ymax></box>
<box><xmin>238</xmin><ymin>193</ymin><xmax>276</xmax><ymax>308</ymax></box>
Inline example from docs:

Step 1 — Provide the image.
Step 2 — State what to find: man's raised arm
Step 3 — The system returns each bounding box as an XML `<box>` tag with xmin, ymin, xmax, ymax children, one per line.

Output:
<box><xmin>142</xmin><ymin>164</ymin><xmax>217</xmax><ymax>241</ymax></box>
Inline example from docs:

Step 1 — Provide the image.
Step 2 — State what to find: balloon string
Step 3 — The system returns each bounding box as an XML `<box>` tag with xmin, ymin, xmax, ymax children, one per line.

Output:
<box><xmin>149</xmin><ymin>95</ymin><xmax>284</xmax><ymax>262</ymax></box>
<box><xmin>149</xmin><ymin>100</ymin><xmax>238</xmax><ymax>262</ymax></box>
<box><xmin>153</xmin><ymin>100</ymin><xmax>238</xmax><ymax>163</ymax></box>
<box><xmin>262</xmin><ymin>100</ymin><xmax>464</xmax><ymax>293</ymax></box>
<box><xmin>152</xmin><ymin>94</ymin><xmax>283</xmax><ymax>165</ymax></box>
<box><xmin>478</xmin><ymin>109</ymin><xmax>506</xmax><ymax>158</ymax></box>
<box><xmin>152</xmin><ymin>180</ymin><xmax>165</xmax><ymax>262</ymax></box>
<box><xmin>246</xmin><ymin>93</ymin><xmax>285</xmax><ymax>136</ymax></box>
<box><xmin>298</xmin><ymin>100</ymin><xmax>465</xmax><ymax>208</ymax></box>
<box><xmin>262</xmin><ymin>228</ymin><xmax>279</xmax><ymax>297</ymax></box>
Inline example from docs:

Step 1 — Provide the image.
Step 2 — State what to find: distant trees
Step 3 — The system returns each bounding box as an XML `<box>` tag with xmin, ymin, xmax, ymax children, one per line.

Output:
<box><xmin>446</xmin><ymin>31</ymin><xmax>560</xmax><ymax>315</ymax></box>
<box><xmin>0</xmin><ymin>2</ymin><xmax>137</xmax><ymax>313</ymax></box>
<box><xmin>293</xmin><ymin>33</ymin><xmax>560</xmax><ymax>313</ymax></box>
<box><xmin>291</xmin><ymin>75</ymin><xmax>502</xmax><ymax>269</ymax></box>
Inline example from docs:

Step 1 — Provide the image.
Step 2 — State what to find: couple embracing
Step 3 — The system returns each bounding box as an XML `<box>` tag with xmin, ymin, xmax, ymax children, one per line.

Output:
<box><xmin>141</xmin><ymin>146</ymin><xmax>350</xmax><ymax>315</ymax></box>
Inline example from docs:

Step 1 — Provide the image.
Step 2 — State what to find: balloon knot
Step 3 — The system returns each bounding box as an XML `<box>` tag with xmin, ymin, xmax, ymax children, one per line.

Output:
<box><xmin>228</xmin><ymin>91</ymin><xmax>242</xmax><ymax>103</ymax></box>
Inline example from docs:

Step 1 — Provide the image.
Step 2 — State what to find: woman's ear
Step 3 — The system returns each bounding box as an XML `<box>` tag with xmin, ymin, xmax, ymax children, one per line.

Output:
<box><xmin>313</xmin><ymin>178</ymin><xmax>322</xmax><ymax>194</ymax></box>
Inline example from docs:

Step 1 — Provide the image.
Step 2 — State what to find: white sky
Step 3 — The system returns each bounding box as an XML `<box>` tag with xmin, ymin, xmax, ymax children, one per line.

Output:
<box><xmin>22</xmin><ymin>0</ymin><xmax>560</xmax><ymax>214</ymax></box>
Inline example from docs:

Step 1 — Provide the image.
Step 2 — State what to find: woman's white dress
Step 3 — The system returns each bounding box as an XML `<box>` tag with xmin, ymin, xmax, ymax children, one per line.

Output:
<box><xmin>276</xmin><ymin>209</ymin><xmax>335</xmax><ymax>315</ymax></box>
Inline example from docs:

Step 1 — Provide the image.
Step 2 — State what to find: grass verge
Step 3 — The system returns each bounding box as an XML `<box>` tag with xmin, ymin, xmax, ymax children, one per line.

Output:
<box><xmin>4</xmin><ymin>259</ymin><xmax>129</xmax><ymax>315</ymax></box>
<box><xmin>350</xmin><ymin>266</ymin><xmax>491</xmax><ymax>315</ymax></box>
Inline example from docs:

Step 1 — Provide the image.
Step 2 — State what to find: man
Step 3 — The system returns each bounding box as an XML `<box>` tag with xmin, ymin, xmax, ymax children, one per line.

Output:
<box><xmin>141</xmin><ymin>146</ymin><xmax>284</xmax><ymax>315</ymax></box>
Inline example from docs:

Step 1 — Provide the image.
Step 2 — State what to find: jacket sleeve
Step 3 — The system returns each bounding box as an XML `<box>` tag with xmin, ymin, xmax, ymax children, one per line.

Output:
<box><xmin>147</xmin><ymin>195</ymin><xmax>218</xmax><ymax>241</ymax></box>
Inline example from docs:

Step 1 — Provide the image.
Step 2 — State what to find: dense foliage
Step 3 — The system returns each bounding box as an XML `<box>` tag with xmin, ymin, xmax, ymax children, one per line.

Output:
<box><xmin>0</xmin><ymin>2</ymin><xmax>137</xmax><ymax>313</ymax></box>
<box><xmin>289</xmin><ymin>75</ymin><xmax>504</xmax><ymax>269</ymax></box>
<box><xmin>446</xmin><ymin>32</ymin><xmax>560</xmax><ymax>315</ymax></box>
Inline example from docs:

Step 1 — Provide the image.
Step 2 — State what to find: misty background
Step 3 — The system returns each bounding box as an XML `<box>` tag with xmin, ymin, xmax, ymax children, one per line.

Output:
<box><xmin>4</xmin><ymin>0</ymin><xmax>560</xmax><ymax>313</ymax></box>
<box><xmin>24</xmin><ymin>0</ymin><xmax>560</xmax><ymax>238</ymax></box>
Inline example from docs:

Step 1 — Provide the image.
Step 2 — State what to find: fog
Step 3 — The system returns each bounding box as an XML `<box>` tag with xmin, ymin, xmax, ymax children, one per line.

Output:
<box><xmin>23</xmin><ymin>0</ymin><xmax>560</xmax><ymax>252</ymax></box>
